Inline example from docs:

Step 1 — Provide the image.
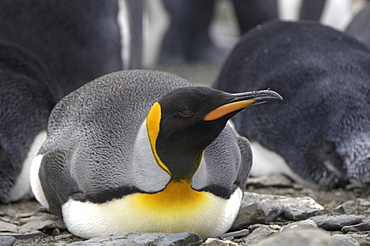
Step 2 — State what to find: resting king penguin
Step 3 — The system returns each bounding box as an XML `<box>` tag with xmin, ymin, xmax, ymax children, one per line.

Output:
<box><xmin>214</xmin><ymin>20</ymin><xmax>370</xmax><ymax>190</ymax></box>
<box><xmin>30</xmin><ymin>70</ymin><xmax>281</xmax><ymax>239</ymax></box>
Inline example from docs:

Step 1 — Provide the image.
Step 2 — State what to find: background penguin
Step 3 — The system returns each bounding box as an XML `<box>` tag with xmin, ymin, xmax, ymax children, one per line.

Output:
<box><xmin>157</xmin><ymin>0</ymin><xmax>278</xmax><ymax>65</ymax></box>
<box><xmin>214</xmin><ymin>20</ymin><xmax>370</xmax><ymax>190</ymax></box>
<box><xmin>0</xmin><ymin>0</ymin><xmax>127</xmax><ymax>95</ymax></box>
<box><xmin>346</xmin><ymin>2</ymin><xmax>370</xmax><ymax>48</ymax></box>
<box><xmin>299</xmin><ymin>0</ymin><xmax>327</xmax><ymax>21</ymax></box>
<box><xmin>0</xmin><ymin>41</ymin><xmax>62</xmax><ymax>203</ymax></box>
<box><xmin>30</xmin><ymin>70</ymin><xmax>281</xmax><ymax>239</ymax></box>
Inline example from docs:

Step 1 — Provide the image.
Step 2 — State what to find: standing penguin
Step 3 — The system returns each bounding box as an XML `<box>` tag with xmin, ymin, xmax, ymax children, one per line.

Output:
<box><xmin>0</xmin><ymin>41</ymin><xmax>61</xmax><ymax>203</ymax></box>
<box><xmin>30</xmin><ymin>70</ymin><xmax>281</xmax><ymax>239</ymax></box>
<box><xmin>157</xmin><ymin>0</ymin><xmax>278</xmax><ymax>65</ymax></box>
<box><xmin>0</xmin><ymin>0</ymin><xmax>123</xmax><ymax>95</ymax></box>
<box><xmin>346</xmin><ymin>2</ymin><xmax>370</xmax><ymax>48</ymax></box>
<box><xmin>214</xmin><ymin>20</ymin><xmax>370</xmax><ymax>190</ymax></box>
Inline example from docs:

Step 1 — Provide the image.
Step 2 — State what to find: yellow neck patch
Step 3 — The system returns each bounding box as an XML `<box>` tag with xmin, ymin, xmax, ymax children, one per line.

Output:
<box><xmin>130</xmin><ymin>180</ymin><xmax>209</xmax><ymax>216</ymax></box>
<box><xmin>146</xmin><ymin>102</ymin><xmax>171</xmax><ymax>175</ymax></box>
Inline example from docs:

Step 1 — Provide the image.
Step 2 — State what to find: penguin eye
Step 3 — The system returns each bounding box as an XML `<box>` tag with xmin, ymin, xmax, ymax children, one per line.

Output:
<box><xmin>180</xmin><ymin>109</ymin><xmax>194</xmax><ymax>117</ymax></box>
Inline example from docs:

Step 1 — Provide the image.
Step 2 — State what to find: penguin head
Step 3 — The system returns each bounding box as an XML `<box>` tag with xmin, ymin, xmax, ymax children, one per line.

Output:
<box><xmin>146</xmin><ymin>86</ymin><xmax>282</xmax><ymax>181</ymax></box>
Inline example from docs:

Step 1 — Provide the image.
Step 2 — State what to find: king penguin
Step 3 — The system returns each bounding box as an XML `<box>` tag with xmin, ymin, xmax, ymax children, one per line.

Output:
<box><xmin>30</xmin><ymin>70</ymin><xmax>281</xmax><ymax>239</ymax></box>
<box><xmin>0</xmin><ymin>41</ymin><xmax>61</xmax><ymax>203</ymax></box>
<box><xmin>0</xmin><ymin>0</ymin><xmax>123</xmax><ymax>95</ymax></box>
<box><xmin>214</xmin><ymin>20</ymin><xmax>370</xmax><ymax>190</ymax></box>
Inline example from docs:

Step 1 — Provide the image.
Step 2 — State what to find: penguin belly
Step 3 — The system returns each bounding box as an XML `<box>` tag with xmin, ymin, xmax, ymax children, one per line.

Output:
<box><xmin>61</xmin><ymin>184</ymin><xmax>243</xmax><ymax>239</ymax></box>
<box><xmin>250</xmin><ymin>141</ymin><xmax>317</xmax><ymax>188</ymax></box>
<box><xmin>7</xmin><ymin>131</ymin><xmax>47</xmax><ymax>202</ymax></box>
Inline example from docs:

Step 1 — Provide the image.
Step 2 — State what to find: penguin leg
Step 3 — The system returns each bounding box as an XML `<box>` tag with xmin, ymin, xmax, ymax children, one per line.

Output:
<box><xmin>299</xmin><ymin>0</ymin><xmax>326</xmax><ymax>21</ymax></box>
<box><xmin>231</xmin><ymin>0</ymin><xmax>279</xmax><ymax>34</ymax></box>
<box><xmin>158</xmin><ymin>0</ymin><xmax>226</xmax><ymax>64</ymax></box>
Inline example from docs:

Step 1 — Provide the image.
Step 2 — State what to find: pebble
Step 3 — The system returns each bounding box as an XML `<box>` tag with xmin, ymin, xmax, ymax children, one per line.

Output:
<box><xmin>247</xmin><ymin>174</ymin><xmax>293</xmax><ymax>188</ymax></box>
<box><xmin>0</xmin><ymin>236</ymin><xmax>15</xmax><ymax>246</ymax></box>
<box><xmin>232</xmin><ymin>191</ymin><xmax>325</xmax><ymax>230</ymax></box>
<box><xmin>19</xmin><ymin>220</ymin><xmax>57</xmax><ymax>233</ymax></box>
<box><xmin>359</xmin><ymin>200</ymin><xmax>370</xmax><ymax>207</ymax></box>
<box><xmin>283</xmin><ymin>207</ymin><xmax>323</xmax><ymax>221</ymax></box>
<box><xmin>243</xmin><ymin>224</ymin><xmax>276</xmax><ymax>245</ymax></box>
<box><xmin>331</xmin><ymin>234</ymin><xmax>361</xmax><ymax>246</ymax></box>
<box><xmin>204</xmin><ymin>238</ymin><xmax>239</xmax><ymax>246</ymax></box>
<box><xmin>0</xmin><ymin>218</ymin><xmax>65</xmax><ymax>239</ymax></box>
<box><xmin>0</xmin><ymin>221</ymin><xmax>17</xmax><ymax>233</ymax></box>
<box><xmin>59</xmin><ymin>232</ymin><xmax>203</xmax><ymax>246</ymax></box>
<box><xmin>310</xmin><ymin>215</ymin><xmax>363</xmax><ymax>230</ymax></box>
<box><xmin>252</xmin><ymin>229</ymin><xmax>333</xmax><ymax>246</ymax></box>
<box><xmin>219</xmin><ymin>229</ymin><xmax>249</xmax><ymax>240</ymax></box>
<box><xmin>342</xmin><ymin>220</ymin><xmax>370</xmax><ymax>233</ymax></box>
<box><xmin>349</xmin><ymin>233</ymin><xmax>370</xmax><ymax>246</ymax></box>
<box><xmin>279</xmin><ymin>219</ymin><xmax>318</xmax><ymax>233</ymax></box>
<box><xmin>231</xmin><ymin>202</ymin><xmax>269</xmax><ymax>230</ymax></box>
<box><xmin>243</xmin><ymin>192</ymin><xmax>324</xmax><ymax>210</ymax></box>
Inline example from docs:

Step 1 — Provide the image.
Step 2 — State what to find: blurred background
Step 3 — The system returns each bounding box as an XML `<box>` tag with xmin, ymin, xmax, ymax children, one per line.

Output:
<box><xmin>147</xmin><ymin>0</ymin><xmax>368</xmax><ymax>86</ymax></box>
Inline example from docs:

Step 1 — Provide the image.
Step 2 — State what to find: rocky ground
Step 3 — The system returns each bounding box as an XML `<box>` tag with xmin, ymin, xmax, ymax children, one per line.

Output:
<box><xmin>1</xmin><ymin>62</ymin><xmax>370</xmax><ymax>246</ymax></box>
<box><xmin>0</xmin><ymin>174</ymin><xmax>369</xmax><ymax>246</ymax></box>
<box><xmin>2</xmin><ymin>2</ymin><xmax>370</xmax><ymax>245</ymax></box>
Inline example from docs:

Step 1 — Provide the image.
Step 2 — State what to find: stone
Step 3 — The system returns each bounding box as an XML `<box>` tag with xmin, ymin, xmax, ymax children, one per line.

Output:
<box><xmin>333</xmin><ymin>206</ymin><xmax>347</xmax><ymax>215</ymax></box>
<box><xmin>0</xmin><ymin>230</ymin><xmax>44</xmax><ymax>239</ymax></box>
<box><xmin>66</xmin><ymin>232</ymin><xmax>203</xmax><ymax>246</ymax></box>
<box><xmin>340</xmin><ymin>200</ymin><xmax>360</xmax><ymax>215</ymax></box>
<box><xmin>310</xmin><ymin>215</ymin><xmax>363</xmax><ymax>230</ymax></box>
<box><xmin>348</xmin><ymin>233</ymin><xmax>370</xmax><ymax>246</ymax></box>
<box><xmin>253</xmin><ymin>229</ymin><xmax>333</xmax><ymax>246</ymax></box>
<box><xmin>331</xmin><ymin>234</ymin><xmax>360</xmax><ymax>246</ymax></box>
<box><xmin>242</xmin><ymin>192</ymin><xmax>324</xmax><ymax>210</ymax></box>
<box><xmin>280</xmin><ymin>219</ymin><xmax>318</xmax><ymax>233</ymax></box>
<box><xmin>283</xmin><ymin>207</ymin><xmax>322</xmax><ymax>221</ymax></box>
<box><xmin>359</xmin><ymin>200</ymin><xmax>370</xmax><ymax>207</ymax></box>
<box><xmin>0</xmin><ymin>236</ymin><xmax>16</xmax><ymax>246</ymax></box>
<box><xmin>232</xmin><ymin>192</ymin><xmax>324</xmax><ymax>229</ymax></box>
<box><xmin>342</xmin><ymin>220</ymin><xmax>370</xmax><ymax>233</ymax></box>
<box><xmin>243</xmin><ymin>225</ymin><xmax>276</xmax><ymax>245</ymax></box>
<box><xmin>265</xmin><ymin>205</ymin><xmax>285</xmax><ymax>222</ymax></box>
<box><xmin>247</xmin><ymin>174</ymin><xmax>293</xmax><ymax>188</ymax></box>
<box><xmin>0</xmin><ymin>221</ymin><xmax>17</xmax><ymax>233</ymax></box>
<box><xmin>17</xmin><ymin>213</ymin><xmax>59</xmax><ymax>225</ymax></box>
<box><xmin>204</xmin><ymin>238</ymin><xmax>239</xmax><ymax>246</ymax></box>
<box><xmin>19</xmin><ymin>220</ymin><xmax>57</xmax><ymax>232</ymax></box>
<box><xmin>219</xmin><ymin>229</ymin><xmax>249</xmax><ymax>240</ymax></box>
<box><xmin>231</xmin><ymin>202</ymin><xmax>269</xmax><ymax>230</ymax></box>
<box><xmin>248</xmin><ymin>224</ymin><xmax>281</xmax><ymax>231</ymax></box>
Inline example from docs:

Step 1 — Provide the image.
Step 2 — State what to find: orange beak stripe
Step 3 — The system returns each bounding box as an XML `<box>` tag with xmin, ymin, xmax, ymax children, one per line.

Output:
<box><xmin>203</xmin><ymin>100</ymin><xmax>255</xmax><ymax>121</ymax></box>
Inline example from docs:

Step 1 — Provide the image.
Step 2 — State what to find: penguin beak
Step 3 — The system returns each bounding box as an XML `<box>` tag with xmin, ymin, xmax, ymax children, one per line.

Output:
<box><xmin>203</xmin><ymin>90</ymin><xmax>282</xmax><ymax>121</ymax></box>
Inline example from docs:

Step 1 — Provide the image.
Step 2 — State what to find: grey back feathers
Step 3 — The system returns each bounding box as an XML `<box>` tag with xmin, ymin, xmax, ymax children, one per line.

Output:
<box><xmin>214</xmin><ymin>20</ymin><xmax>370</xmax><ymax>189</ymax></box>
<box><xmin>0</xmin><ymin>41</ymin><xmax>61</xmax><ymax>203</ymax></box>
<box><xmin>38</xmin><ymin>70</ymin><xmax>251</xmax><ymax>215</ymax></box>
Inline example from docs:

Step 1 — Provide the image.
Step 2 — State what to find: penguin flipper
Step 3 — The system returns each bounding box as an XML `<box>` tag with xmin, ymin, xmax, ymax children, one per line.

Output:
<box><xmin>193</xmin><ymin>124</ymin><xmax>252</xmax><ymax>198</ymax></box>
<box><xmin>235</xmin><ymin>135</ymin><xmax>253</xmax><ymax>191</ymax></box>
<box><xmin>38</xmin><ymin>150</ymin><xmax>79</xmax><ymax>216</ymax></box>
